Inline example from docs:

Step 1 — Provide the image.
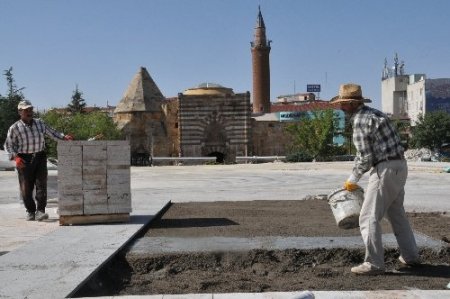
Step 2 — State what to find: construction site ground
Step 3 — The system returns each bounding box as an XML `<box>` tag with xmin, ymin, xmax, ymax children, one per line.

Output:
<box><xmin>0</xmin><ymin>161</ymin><xmax>449</xmax><ymax>298</ymax></box>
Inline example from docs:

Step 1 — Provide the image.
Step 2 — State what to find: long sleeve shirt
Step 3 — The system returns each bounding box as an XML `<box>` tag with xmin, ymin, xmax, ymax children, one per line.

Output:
<box><xmin>4</xmin><ymin>118</ymin><xmax>65</xmax><ymax>159</ymax></box>
<box><xmin>350</xmin><ymin>105</ymin><xmax>404</xmax><ymax>182</ymax></box>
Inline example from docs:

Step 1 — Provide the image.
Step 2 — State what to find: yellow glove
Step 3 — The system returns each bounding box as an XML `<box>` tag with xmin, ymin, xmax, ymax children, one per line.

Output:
<box><xmin>344</xmin><ymin>180</ymin><xmax>360</xmax><ymax>191</ymax></box>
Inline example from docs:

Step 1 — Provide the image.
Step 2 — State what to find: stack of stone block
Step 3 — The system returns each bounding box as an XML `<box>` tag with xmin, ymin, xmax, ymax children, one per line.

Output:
<box><xmin>57</xmin><ymin>141</ymin><xmax>131</xmax><ymax>224</ymax></box>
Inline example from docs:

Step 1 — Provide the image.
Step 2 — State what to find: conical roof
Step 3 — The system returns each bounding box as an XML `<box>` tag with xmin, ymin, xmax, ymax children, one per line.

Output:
<box><xmin>115</xmin><ymin>67</ymin><xmax>165</xmax><ymax>113</ymax></box>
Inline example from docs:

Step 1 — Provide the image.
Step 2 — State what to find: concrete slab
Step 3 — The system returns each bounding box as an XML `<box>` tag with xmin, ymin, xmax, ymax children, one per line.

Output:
<box><xmin>0</xmin><ymin>204</ymin><xmax>169</xmax><ymax>299</ymax></box>
<box><xmin>129</xmin><ymin>162</ymin><xmax>450</xmax><ymax>212</ymax></box>
<box><xmin>129</xmin><ymin>232</ymin><xmax>445</xmax><ymax>255</ymax></box>
<box><xmin>1</xmin><ymin>162</ymin><xmax>449</xmax><ymax>298</ymax></box>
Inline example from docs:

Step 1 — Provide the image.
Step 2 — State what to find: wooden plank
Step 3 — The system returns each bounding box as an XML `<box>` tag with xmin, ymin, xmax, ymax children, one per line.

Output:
<box><xmin>59</xmin><ymin>213</ymin><xmax>130</xmax><ymax>225</ymax></box>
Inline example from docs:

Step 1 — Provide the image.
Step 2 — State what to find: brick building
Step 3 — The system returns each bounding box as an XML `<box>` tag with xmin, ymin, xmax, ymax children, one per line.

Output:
<box><xmin>113</xmin><ymin>8</ymin><xmax>336</xmax><ymax>164</ymax></box>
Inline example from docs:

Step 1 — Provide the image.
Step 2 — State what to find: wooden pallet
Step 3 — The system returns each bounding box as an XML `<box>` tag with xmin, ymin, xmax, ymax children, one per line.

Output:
<box><xmin>59</xmin><ymin>213</ymin><xmax>130</xmax><ymax>226</ymax></box>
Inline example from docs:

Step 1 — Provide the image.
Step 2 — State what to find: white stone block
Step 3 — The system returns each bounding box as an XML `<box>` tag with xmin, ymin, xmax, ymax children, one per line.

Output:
<box><xmin>57</xmin><ymin>140</ymin><xmax>131</xmax><ymax>218</ymax></box>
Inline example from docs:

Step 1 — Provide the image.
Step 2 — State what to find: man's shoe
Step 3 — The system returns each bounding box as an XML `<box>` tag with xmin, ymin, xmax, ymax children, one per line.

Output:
<box><xmin>399</xmin><ymin>255</ymin><xmax>421</xmax><ymax>266</ymax></box>
<box><xmin>351</xmin><ymin>262</ymin><xmax>384</xmax><ymax>275</ymax></box>
<box><xmin>26</xmin><ymin>212</ymin><xmax>35</xmax><ymax>221</ymax></box>
<box><xmin>35</xmin><ymin>211</ymin><xmax>49</xmax><ymax>221</ymax></box>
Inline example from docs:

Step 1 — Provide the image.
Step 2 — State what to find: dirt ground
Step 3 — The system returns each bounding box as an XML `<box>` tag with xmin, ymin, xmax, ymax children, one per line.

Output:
<box><xmin>74</xmin><ymin>200</ymin><xmax>450</xmax><ymax>296</ymax></box>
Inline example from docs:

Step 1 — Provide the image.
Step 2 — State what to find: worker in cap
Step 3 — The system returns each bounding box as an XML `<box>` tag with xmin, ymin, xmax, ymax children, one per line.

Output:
<box><xmin>4</xmin><ymin>100</ymin><xmax>74</xmax><ymax>221</ymax></box>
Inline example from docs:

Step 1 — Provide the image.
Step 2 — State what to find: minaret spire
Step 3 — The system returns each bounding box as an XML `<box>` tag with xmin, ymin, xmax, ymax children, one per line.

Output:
<box><xmin>251</xmin><ymin>6</ymin><xmax>271</xmax><ymax>114</ymax></box>
<box><xmin>256</xmin><ymin>5</ymin><xmax>265</xmax><ymax>28</ymax></box>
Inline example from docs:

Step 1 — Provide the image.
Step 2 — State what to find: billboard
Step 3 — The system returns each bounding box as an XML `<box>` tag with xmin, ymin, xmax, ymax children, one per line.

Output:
<box><xmin>307</xmin><ymin>84</ymin><xmax>321</xmax><ymax>92</ymax></box>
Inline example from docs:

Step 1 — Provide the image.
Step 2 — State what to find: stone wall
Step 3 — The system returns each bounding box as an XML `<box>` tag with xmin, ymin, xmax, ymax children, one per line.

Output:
<box><xmin>251</xmin><ymin>120</ymin><xmax>292</xmax><ymax>156</ymax></box>
<box><xmin>114</xmin><ymin>111</ymin><xmax>174</xmax><ymax>164</ymax></box>
<box><xmin>161</xmin><ymin>98</ymin><xmax>180</xmax><ymax>157</ymax></box>
<box><xmin>179</xmin><ymin>92</ymin><xmax>251</xmax><ymax>162</ymax></box>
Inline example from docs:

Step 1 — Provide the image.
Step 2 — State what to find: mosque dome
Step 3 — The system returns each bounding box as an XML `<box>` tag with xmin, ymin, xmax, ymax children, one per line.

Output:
<box><xmin>183</xmin><ymin>82</ymin><xmax>234</xmax><ymax>96</ymax></box>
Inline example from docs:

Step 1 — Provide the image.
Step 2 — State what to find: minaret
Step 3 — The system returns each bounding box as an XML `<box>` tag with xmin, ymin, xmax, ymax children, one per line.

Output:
<box><xmin>251</xmin><ymin>6</ymin><xmax>271</xmax><ymax>114</ymax></box>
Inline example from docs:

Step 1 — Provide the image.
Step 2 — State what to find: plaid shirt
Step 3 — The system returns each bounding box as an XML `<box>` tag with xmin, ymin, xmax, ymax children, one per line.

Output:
<box><xmin>4</xmin><ymin>118</ymin><xmax>65</xmax><ymax>159</ymax></box>
<box><xmin>351</xmin><ymin>105</ymin><xmax>404</xmax><ymax>181</ymax></box>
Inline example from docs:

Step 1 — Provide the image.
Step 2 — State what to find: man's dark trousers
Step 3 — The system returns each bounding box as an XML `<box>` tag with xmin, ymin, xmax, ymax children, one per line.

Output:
<box><xmin>17</xmin><ymin>151</ymin><xmax>48</xmax><ymax>213</ymax></box>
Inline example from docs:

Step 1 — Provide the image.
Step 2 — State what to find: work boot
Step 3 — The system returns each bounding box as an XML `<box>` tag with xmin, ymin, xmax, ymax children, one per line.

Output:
<box><xmin>399</xmin><ymin>255</ymin><xmax>421</xmax><ymax>266</ymax></box>
<box><xmin>26</xmin><ymin>212</ymin><xmax>35</xmax><ymax>221</ymax></box>
<box><xmin>351</xmin><ymin>262</ymin><xmax>384</xmax><ymax>275</ymax></box>
<box><xmin>35</xmin><ymin>211</ymin><xmax>49</xmax><ymax>221</ymax></box>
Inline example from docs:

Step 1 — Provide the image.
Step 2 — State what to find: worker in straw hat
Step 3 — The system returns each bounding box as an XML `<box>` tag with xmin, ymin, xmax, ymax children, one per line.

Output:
<box><xmin>4</xmin><ymin>100</ymin><xmax>74</xmax><ymax>221</ymax></box>
<box><xmin>330</xmin><ymin>83</ymin><xmax>420</xmax><ymax>275</ymax></box>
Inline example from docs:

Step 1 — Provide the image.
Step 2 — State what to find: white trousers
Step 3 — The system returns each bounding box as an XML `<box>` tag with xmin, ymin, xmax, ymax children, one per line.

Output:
<box><xmin>359</xmin><ymin>159</ymin><xmax>419</xmax><ymax>268</ymax></box>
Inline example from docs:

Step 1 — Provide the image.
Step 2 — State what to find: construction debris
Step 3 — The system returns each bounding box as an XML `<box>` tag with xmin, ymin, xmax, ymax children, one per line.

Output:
<box><xmin>404</xmin><ymin>148</ymin><xmax>440</xmax><ymax>162</ymax></box>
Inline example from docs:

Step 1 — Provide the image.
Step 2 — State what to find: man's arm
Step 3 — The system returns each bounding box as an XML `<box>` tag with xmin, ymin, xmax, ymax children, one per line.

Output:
<box><xmin>4</xmin><ymin>126</ymin><xmax>19</xmax><ymax>160</ymax></box>
<box><xmin>40</xmin><ymin>119</ymin><xmax>72</xmax><ymax>141</ymax></box>
<box><xmin>350</xmin><ymin>118</ymin><xmax>374</xmax><ymax>183</ymax></box>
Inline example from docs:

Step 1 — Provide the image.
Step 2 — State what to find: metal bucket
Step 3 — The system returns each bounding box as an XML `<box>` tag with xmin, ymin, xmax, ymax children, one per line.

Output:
<box><xmin>328</xmin><ymin>187</ymin><xmax>364</xmax><ymax>229</ymax></box>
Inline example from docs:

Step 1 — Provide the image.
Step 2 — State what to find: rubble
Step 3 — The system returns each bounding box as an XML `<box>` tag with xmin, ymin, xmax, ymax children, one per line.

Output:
<box><xmin>404</xmin><ymin>148</ymin><xmax>440</xmax><ymax>162</ymax></box>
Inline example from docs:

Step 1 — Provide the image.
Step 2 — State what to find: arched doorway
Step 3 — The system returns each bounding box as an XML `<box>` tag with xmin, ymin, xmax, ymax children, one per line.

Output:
<box><xmin>202</xmin><ymin>119</ymin><xmax>227</xmax><ymax>163</ymax></box>
<box><xmin>207</xmin><ymin>151</ymin><xmax>225</xmax><ymax>163</ymax></box>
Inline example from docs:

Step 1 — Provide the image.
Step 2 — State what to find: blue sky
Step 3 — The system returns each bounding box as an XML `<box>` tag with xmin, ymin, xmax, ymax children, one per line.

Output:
<box><xmin>1</xmin><ymin>0</ymin><xmax>449</xmax><ymax>111</ymax></box>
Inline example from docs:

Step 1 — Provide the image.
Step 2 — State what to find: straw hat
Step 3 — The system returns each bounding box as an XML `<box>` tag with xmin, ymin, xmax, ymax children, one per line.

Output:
<box><xmin>330</xmin><ymin>83</ymin><xmax>371</xmax><ymax>104</ymax></box>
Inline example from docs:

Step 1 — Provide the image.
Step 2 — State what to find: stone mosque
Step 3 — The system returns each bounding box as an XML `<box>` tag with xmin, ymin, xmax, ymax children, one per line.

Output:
<box><xmin>113</xmin><ymin>7</ymin><xmax>331</xmax><ymax>164</ymax></box>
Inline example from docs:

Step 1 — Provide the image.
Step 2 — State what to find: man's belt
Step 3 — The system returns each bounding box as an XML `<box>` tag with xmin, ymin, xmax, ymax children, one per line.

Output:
<box><xmin>374</xmin><ymin>153</ymin><xmax>404</xmax><ymax>166</ymax></box>
<box><xmin>17</xmin><ymin>151</ymin><xmax>45</xmax><ymax>159</ymax></box>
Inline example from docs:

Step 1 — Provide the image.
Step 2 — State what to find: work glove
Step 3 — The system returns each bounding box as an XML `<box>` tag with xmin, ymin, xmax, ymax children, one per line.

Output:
<box><xmin>64</xmin><ymin>134</ymin><xmax>74</xmax><ymax>141</ymax></box>
<box><xmin>343</xmin><ymin>173</ymin><xmax>360</xmax><ymax>191</ymax></box>
<box><xmin>15</xmin><ymin>156</ymin><xmax>25</xmax><ymax>169</ymax></box>
<box><xmin>343</xmin><ymin>180</ymin><xmax>360</xmax><ymax>191</ymax></box>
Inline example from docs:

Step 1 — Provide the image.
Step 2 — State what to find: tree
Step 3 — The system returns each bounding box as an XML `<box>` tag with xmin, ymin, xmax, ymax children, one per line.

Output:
<box><xmin>392</xmin><ymin>118</ymin><xmax>411</xmax><ymax>150</ymax></box>
<box><xmin>285</xmin><ymin>109</ymin><xmax>340</xmax><ymax>161</ymax></box>
<box><xmin>410</xmin><ymin>111</ymin><xmax>450</xmax><ymax>150</ymax></box>
<box><xmin>42</xmin><ymin>110</ymin><xmax>123</xmax><ymax>158</ymax></box>
<box><xmin>67</xmin><ymin>85</ymin><xmax>86</xmax><ymax>113</ymax></box>
<box><xmin>0</xmin><ymin>67</ymin><xmax>25</xmax><ymax>149</ymax></box>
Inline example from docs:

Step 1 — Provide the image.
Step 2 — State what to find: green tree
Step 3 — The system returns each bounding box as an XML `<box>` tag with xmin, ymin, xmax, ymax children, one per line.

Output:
<box><xmin>285</xmin><ymin>109</ymin><xmax>340</xmax><ymax>161</ymax></box>
<box><xmin>42</xmin><ymin>110</ymin><xmax>123</xmax><ymax>158</ymax></box>
<box><xmin>339</xmin><ymin>114</ymin><xmax>355</xmax><ymax>155</ymax></box>
<box><xmin>410</xmin><ymin>111</ymin><xmax>450</xmax><ymax>150</ymax></box>
<box><xmin>392</xmin><ymin>118</ymin><xmax>411</xmax><ymax>150</ymax></box>
<box><xmin>0</xmin><ymin>67</ymin><xmax>25</xmax><ymax>149</ymax></box>
<box><xmin>67</xmin><ymin>85</ymin><xmax>86</xmax><ymax>113</ymax></box>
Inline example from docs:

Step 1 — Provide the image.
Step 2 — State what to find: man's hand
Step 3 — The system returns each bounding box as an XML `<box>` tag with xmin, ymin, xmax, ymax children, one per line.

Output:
<box><xmin>64</xmin><ymin>134</ymin><xmax>74</xmax><ymax>141</ymax></box>
<box><xmin>15</xmin><ymin>156</ymin><xmax>25</xmax><ymax>169</ymax></box>
<box><xmin>343</xmin><ymin>180</ymin><xmax>360</xmax><ymax>191</ymax></box>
